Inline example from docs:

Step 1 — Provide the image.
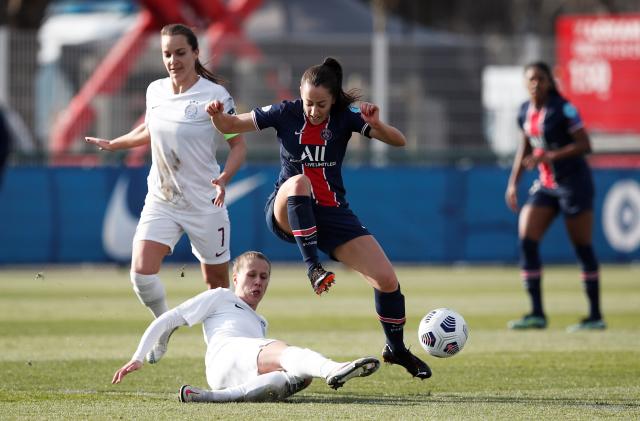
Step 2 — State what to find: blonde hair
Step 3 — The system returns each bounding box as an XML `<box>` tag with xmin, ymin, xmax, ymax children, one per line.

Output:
<box><xmin>232</xmin><ymin>251</ymin><xmax>271</xmax><ymax>275</ymax></box>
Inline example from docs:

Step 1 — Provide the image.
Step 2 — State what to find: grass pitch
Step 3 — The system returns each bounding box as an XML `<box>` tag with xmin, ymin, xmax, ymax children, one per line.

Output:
<box><xmin>0</xmin><ymin>263</ymin><xmax>638</xmax><ymax>420</ymax></box>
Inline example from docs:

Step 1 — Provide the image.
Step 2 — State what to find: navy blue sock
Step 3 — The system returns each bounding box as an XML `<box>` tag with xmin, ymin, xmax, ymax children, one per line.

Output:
<box><xmin>575</xmin><ymin>244</ymin><xmax>601</xmax><ymax>320</ymax></box>
<box><xmin>287</xmin><ymin>196</ymin><xmax>319</xmax><ymax>270</ymax></box>
<box><xmin>374</xmin><ymin>286</ymin><xmax>406</xmax><ymax>354</ymax></box>
<box><xmin>520</xmin><ymin>238</ymin><xmax>544</xmax><ymax>317</ymax></box>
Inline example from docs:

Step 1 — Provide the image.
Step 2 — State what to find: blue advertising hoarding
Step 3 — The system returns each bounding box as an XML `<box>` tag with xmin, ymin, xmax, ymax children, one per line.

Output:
<box><xmin>0</xmin><ymin>165</ymin><xmax>638</xmax><ymax>264</ymax></box>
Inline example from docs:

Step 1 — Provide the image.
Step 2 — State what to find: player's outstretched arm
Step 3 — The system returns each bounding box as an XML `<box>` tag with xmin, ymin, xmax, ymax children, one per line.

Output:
<box><xmin>206</xmin><ymin>100</ymin><xmax>256</xmax><ymax>134</ymax></box>
<box><xmin>110</xmin><ymin>309</ymin><xmax>187</xmax><ymax>385</ymax></box>
<box><xmin>112</xmin><ymin>360</ymin><xmax>143</xmax><ymax>384</ymax></box>
<box><xmin>360</xmin><ymin>102</ymin><xmax>406</xmax><ymax>147</ymax></box>
<box><xmin>85</xmin><ymin>122</ymin><xmax>150</xmax><ymax>151</ymax></box>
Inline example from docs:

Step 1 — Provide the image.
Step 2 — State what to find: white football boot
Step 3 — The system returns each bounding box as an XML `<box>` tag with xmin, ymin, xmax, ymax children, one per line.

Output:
<box><xmin>326</xmin><ymin>356</ymin><xmax>380</xmax><ymax>390</ymax></box>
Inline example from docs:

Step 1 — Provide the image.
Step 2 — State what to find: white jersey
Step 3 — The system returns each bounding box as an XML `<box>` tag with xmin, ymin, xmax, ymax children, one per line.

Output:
<box><xmin>176</xmin><ymin>288</ymin><xmax>268</xmax><ymax>347</ymax></box>
<box><xmin>145</xmin><ymin>77</ymin><xmax>237</xmax><ymax>213</ymax></box>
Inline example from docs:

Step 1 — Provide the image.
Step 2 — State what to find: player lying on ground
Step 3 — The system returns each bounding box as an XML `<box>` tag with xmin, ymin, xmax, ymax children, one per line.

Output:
<box><xmin>112</xmin><ymin>251</ymin><xmax>379</xmax><ymax>402</ymax></box>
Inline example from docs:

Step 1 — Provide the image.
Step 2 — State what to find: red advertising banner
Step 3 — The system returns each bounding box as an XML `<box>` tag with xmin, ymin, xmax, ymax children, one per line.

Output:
<box><xmin>556</xmin><ymin>15</ymin><xmax>640</xmax><ymax>133</ymax></box>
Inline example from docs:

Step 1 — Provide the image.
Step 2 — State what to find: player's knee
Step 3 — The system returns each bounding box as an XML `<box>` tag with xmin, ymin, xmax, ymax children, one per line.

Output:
<box><xmin>374</xmin><ymin>273</ymin><xmax>399</xmax><ymax>293</ymax></box>
<box><xmin>130</xmin><ymin>242</ymin><xmax>168</xmax><ymax>274</ymax></box>
<box><xmin>204</xmin><ymin>277</ymin><xmax>229</xmax><ymax>289</ymax></box>
<box><xmin>203</xmin><ymin>267</ymin><xmax>229</xmax><ymax>289</ymax></box>
<box><xmin>130</xmin><ymin>272</ymin><xmax>164</xmax><ymax>302</ymax></box>
<box><xmin>131</xmin><ymin>258</ymin><xmax>156</xmax><ymax>275</ymax></box>
<box><xmin>282</xmin><ymin>174</ymin><xmax>312</xmax><ymax>196</ymax></box>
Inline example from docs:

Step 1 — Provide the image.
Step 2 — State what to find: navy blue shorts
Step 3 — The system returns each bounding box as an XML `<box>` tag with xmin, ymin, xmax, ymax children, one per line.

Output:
<box><xmin>265</xmin><ymin>193</ymin><xmax>370</xmax><ymax>259</ymax></box>
<box><xmin>526</xmin><ymin>176</ymin><xmax>594</xmax><ymax>217</ymax></box>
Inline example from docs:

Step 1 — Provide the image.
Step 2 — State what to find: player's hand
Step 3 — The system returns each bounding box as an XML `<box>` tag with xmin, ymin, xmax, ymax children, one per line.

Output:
<box><xmin>505</xmin><ymin>184</ymin><xmax>519</xmax><ymax>212</ymax></box>
<box><xmin>85</xmin><ymin>137</ymin><xmax>114</xmax><ymax>151</ymax></box>
<box><xmin>112</xmin><ymin>360</ymin><xmax>142</xmax><ymax>384</ymax></box>
<box><xmin>522</xmin><ymin>155</ymin><xmax>539</xmax><ymax>170</ymax></box>
<box><xmin>523</xmin><ymin>149</ymin><xmax>551</xmax><ymax>170</ymax></box>
<box><xmin>206</xmin><ymin>100</ymin><xmax>225</xmax><ymax>117</ymax></box>
<box><xmin>359</xmin><ymin>102</ymin><xmax>380</xmax><ymax>125</ymax></box>
<box><xmin>211</xmin><ymin>178</ymin><xmax>226</xmax><ymax>207</ymax></box>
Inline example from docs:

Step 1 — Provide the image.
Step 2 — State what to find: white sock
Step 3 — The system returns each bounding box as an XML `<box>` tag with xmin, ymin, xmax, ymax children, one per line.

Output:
<box><xmin>202</xmin><ymin>372</ymin><xmax>301</xmax><ymax>402</ymax></box>
<box><xmin>130</xmin><ymin>272</ymin><xmax>168</xmax><ymax>318</ymax></box>
<box><xmin>279</xmin><ymin>346</ymin><xmax>342</xmax><ymax>379</ymax></box>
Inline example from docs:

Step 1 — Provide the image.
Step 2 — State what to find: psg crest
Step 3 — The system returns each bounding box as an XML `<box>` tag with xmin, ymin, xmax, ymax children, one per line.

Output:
<box><xmin>321</xmin><ymin>128</ymin><xmax>333</xmax><ymax>141</ymax></box>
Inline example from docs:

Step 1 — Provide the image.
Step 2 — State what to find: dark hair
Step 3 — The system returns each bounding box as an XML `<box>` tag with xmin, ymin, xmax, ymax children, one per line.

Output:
<box><xmin>161</xmin><ymin>23</ymin><xmax>221</xmax><ymax>84</ymax></box>
<box><xmin>524</xmin><ymin>61</ymin><xmax>561</xmax><ymax>98</ymax></box>
<box><xmin>301</xmin><ymin>57</ymin><xmax>360</xmax><ymax>110</ymax></box>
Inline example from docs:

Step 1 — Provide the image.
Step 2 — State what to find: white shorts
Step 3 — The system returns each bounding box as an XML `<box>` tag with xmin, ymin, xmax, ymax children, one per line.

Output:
<box><xmin>133</xmin><ymin>200</ymin><xmax>231</xmax><ymax>264</ymax></box>
<box><xmin>205</xmin><ymin>337</ymin><xmax>275</xmax><ymax>390</ymax></box>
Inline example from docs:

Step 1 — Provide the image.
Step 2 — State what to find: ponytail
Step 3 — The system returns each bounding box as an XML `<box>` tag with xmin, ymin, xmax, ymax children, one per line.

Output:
<box><xmin>301</xmin><ymin>57</ymin><xmax>360</xmax><ymax>110</ymax></box>
<box><xmin>195</xmin><ymin>59</ymin><xmax>223</xmax><ymax>84</ymax></box>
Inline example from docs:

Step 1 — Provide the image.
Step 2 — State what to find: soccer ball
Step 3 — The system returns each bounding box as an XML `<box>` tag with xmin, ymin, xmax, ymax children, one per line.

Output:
<box><xmin>418</xmin><ymin>308</ymin><xmax>468</xmax><ymax>358</ymax></box>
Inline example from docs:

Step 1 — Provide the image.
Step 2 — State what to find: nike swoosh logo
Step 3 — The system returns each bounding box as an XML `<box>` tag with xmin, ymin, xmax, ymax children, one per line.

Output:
<box><xmin>225</xmin><ymin>173</ymin><xmax>265</xmax><ymax>205</ymax></box>
<box><xmin>102</xmin><ymin>174</ymin><xmax>266</xmax><ymax>260</ymax></box>
<box><xmin>295</xmin><ymin>131</ymin><xmax>304</xmax><ymax>135</ymax></box>
<box><xmin>234</xmin><ymin>303</ymin><xmax>244</xmax><ymax>310</ymax></box>
<box><xmin>102</xmin><ymin>176</ymin><xmax>139</xmax><ymax>261</ymax></box>
<box><xmin>185</xmin><ymin>389</ymin><xmax>198</xmax><ymax>396</ymax></box>
<box><xmin>215</xmin><ymin>250</ymin><xmax>227</xmax><ymax>257</ymax></box>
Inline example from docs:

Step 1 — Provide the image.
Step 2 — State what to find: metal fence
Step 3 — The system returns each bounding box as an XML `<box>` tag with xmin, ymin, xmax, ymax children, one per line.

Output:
<box><xmin>2</xmin><ymin>23</ymin><xmax>637</xmax><ymax>166</ymax></box>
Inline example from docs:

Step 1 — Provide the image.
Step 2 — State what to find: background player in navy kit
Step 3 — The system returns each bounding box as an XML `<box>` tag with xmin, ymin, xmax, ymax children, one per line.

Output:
<box><xmin>206</xmin><ymin>57</ymin><xmax>431</xmax><ymax>380</ymax></box>
<box><xmin>505</xmin><ymin>61</ymin><xmax>605</xmax><ymax>332</ymax></box>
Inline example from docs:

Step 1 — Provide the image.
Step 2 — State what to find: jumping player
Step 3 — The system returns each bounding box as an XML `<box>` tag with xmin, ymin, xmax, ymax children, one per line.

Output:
<box><xmin>505</xmin><ymin>61</ymin><xmax>605</xmax><ymax>332</ymax></box>
<box><xmin>85</xmin><ymin>24</ymin><xmax>246</xmax><ymax>362</ymax></box>
<box><xmin>206</xmin><ymin>57</ymin><xmax>431</xmax><ymax>379</ymax></box>
<box><xmin>112</xmin><ymin>251</ymin><xmax>380</xmax><ymax>402</ymax></box>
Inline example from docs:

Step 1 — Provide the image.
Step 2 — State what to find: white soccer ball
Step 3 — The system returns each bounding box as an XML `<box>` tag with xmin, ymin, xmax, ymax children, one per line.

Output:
<box><xmin>418</xmin><ymin>308</ymin><xmax>468</xmax><ymax>358</ymax></box>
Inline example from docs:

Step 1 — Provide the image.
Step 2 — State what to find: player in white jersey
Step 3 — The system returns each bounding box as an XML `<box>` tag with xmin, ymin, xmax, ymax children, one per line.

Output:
<box><xmin>85</xmin><ymin>24</ymin><xmax>246</xmax><ymax>363</ymax></box>
<box><xmin>112</xmin><ymin>251</ymin><xmax>380</xmax><ymax>402</ymax></box>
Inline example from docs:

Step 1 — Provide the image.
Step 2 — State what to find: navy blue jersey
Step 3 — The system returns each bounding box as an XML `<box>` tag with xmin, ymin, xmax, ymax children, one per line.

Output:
<box><xmin>517</xmin><ymin>94</ymin><xmax>591</xmax><ymax>187</ymax></box>
<box><xmin>252</xmin><ymin>99</ymin><xmax>371</xmax><ymax>207</ymax></box>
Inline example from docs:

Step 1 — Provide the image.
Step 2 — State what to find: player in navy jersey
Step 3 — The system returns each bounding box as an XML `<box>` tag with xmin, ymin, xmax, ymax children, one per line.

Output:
<box><xmin>206</xmin><ymin>57</ymin><xmax>431</xmax><ymax>380</ymax></box>
<box><xmin>505</xmin><ymin>61</ymin><xmax>605</xmax><ymax>332</ymax></box>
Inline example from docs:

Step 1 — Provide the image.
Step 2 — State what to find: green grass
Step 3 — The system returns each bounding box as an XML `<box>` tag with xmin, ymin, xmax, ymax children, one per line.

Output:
<box><xmin>0</xmin><ymin>263</ymin><xmax>639</xmax><ymax>420</ymax></box>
